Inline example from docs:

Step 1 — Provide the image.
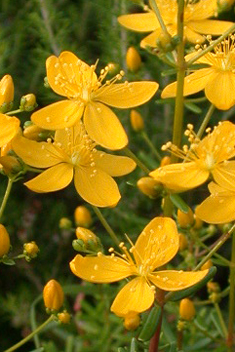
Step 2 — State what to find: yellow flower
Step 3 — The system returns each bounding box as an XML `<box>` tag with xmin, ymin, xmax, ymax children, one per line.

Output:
<box><xmin>31</xmin><ymin>51</ymin><xmax>158</xmax><ymax>150</ymax></box>
<box><xmin>70</xmin><ymin>217</ymin><xmax>208</xmax><ymax>317</ymax></box>
<box><xmin>0</xmin><ymin>113</ymin><xmax>20</xmax><ymax>148</ymax></box>
<box><xmin>12</xmin><ymin>121</ymin><xmax>136</xmax><ymax>207</ymax></box>
<box><xmin>0</xmin><ymin>75</ymin><xmax>14</xmax><ymax>113</ymax></box>
<box><xmin>150</xmin><ymin>121</ymin><xmax>235</xmax><ymax>192</ymax></box>
<box><xmin>195</xmin><ymin>181</ymin><xmax>235</xmax><ymax>224</ymax></box>
<box><xmin>118</xmin><ymin>0</ymin><xmax>233</xmax><ymax>48</ymax></box>
<box><xmin>162</xmin><ymin>34</ymin><xmax>235</xmax><ymax>110</ymax></box>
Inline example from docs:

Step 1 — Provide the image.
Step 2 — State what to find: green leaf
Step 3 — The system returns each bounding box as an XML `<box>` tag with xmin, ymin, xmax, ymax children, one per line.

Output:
<box><xmin>2</xmin><ymin>257</ymin><xmax>15</xmax><ymax>265</ymax></box>
<box><xmin>162</xmin><ymin>314</ymin><xmax>176</xmax><ymax>343</ymax></box>
<box><xmin>184</xmin><ymin>102</ymin><xmax>202</xmax><ymax>114</ymax></box>
<box><xmin>167</xmin><ymin>266</ymin><xmax>217</xmax><ymax>301</ymax></box>
<box><xmin>170</xmin><ymin>194</ymin><xmax>189</xmax><ymax>213</ymax></box>
<box><xmin>138</xmin><ymin>306</ymin><xmax>162</xmax><ymax>342</ymax></box>
<box><xmin>28</xmin><ymin>348</ymin><xmax>44</xmax><ymax>352</ymax></box>
<box><xmin>130</xmin><ymin>338</ymin><xmax>138</xmax><ymax>352</ymax></box>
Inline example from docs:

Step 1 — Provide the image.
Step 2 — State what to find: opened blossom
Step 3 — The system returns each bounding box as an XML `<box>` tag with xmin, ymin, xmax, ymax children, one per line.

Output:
<box><xmin>12</xmin><ymin>121</ymin><xmax>136</xmax><ymax>207</ymax></box>
<box><xmin>150</xmin><ymin>121</ymin><xmax>235</xmax><ymax>192</ymax></box>
<box><xmin>31</xmin><ymin>51</ymin><xmax>158</xmax><ymax>150</ymax></box>
<box><xmin>70</xmin><ymin>217</ymin><xmax>208</xmax><ymax>317</ymax></box>
<box><xmin>118</xmin><ymin>0</ymin><xmax>233</xmax><ymax>48</ymax></box>
<box><xmin>162</xmin><ymin>35</ymin><xmax>235</xmax><ymax>110</ymax></box>
<box><xmin>196</xmin><ymin>181</ymin><xmax>235</xmax><ymax>224</ymax></box>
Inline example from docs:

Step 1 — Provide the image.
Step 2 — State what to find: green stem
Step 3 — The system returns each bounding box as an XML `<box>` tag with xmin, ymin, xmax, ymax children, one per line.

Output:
<box><xmin>214</xmin><ymin>302</ymin><xmax>228</xmax><ymax>338</ymax></box>
<box><xmin>149</xmin><ymin>0</ymin><xmax>168</xmax><ymax>34</ymax></box>
<box><xmin>6</xmin><ymin>109</ymin><xmax>22</xmax><ymax>115</ymax></box>
<box><xmin>227</xmin><ymin>231</ymin><xmax>235</xmax><ymax>350</ymax></box>
<box><xmin>30</xmin><ymin>295</ymin><xmax>43</xmax><ymax>348</ymax></box>
<box><xmin>123</xmin><ymin>147</ymin><xmax>150</xmax><ymax>174</ymax></box>
<box><xmin>0</xmin><ymin>177</ymin><xmax>13</xmax><ymax>221</ymax></box>
<box><xmin>193</xmin><ymin>320</ymin><xmax>221</xmax><ymax>343</ymax></box>
<box><xmin>3</xmin><ymin>315</ymin><xmax>54</xmax><ymax>352</ymax></box>
<box><xmin>141</xmin><ymin>131</ymin><xmax>162</xmax><ymax>161</ymax></box>
<box><xmin>187</xmin><ymin>24</ymin><xmax>235</xmax><ymax>67</ymax></box>
<box><xmin>196</xmin><ymin>104</ymin><xmax>215</xmax><ymax>139</ymax></box>
<box><xmin>194</xmin><ymin>224</ymin><xmax>235</xmax><ymax>271</ymax></box>
<box><xmin>92</xmin><ymin>206</ymin><xmax>120</xmax><ymax>247</ymax></box>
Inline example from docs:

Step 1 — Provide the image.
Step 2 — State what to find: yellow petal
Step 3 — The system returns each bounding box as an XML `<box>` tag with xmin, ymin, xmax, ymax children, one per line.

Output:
<box><xmin>0</xmin><ymin>114</ymin><xmax>19</xmax><ymax>147</ymax></box>
<box><xmin>111</xmin><ymin>277</ymin><xmax>154</xmax><ymax>316</ymax></box>
<box><xmin>140</xmin><ymin>29</ymin><xmax>162</xmax><ymax>48</ymax></box>
<box><xmin>70</xmin><ymin>254</ymin><xmax>134</xmax><ymax>283</ymax></box>
<box><xmin>213</xmin><ymin>161</ymin><xmax>235</xmax><ymax>190</ymax></box>
<box><xmin>25</xmin><ymin>163</ymin><xmax>73</xmax><ymax>192</ymax></box>
<box><xmin>31</xmin><ymin>100</ymin><xmax>83</xmax><ymax>130</ymax></box>
<box><xmin>74</xmin><ymin>167</ymin><xmax>121</xmax><ymax>207</ymax></box>
<box><xmin>205</xmin><ymin>72</ymin><xmax>235</xmax><ymax>110</ymax></box>
<box><xmin>54</xmin><ymin>120</ymin><xmax>82</xmax><ymax>150</ymax></box>
<box><xmin>149</xmin><ymin>162</ymin><xmax>209</xmax><ymax>191</ymax></box>
<box><xmin>133</xmin><ymin>217</ymin><xmax>179</xmax><ymax>269</ymax></box>
<box><xmin>95</xmin><ymin>82</ymin><xmax>159</xmax><ymax>108</ymax></box>
<box><xmin>161</xmin><ymin>68</ymin><xmax>216</xmax><ymax>99</ymax></box>
<box><xmin>12</xmin><ymin>134</ymin><xmax>63</xmax><ymax>168</ymax></box>
<box><xmin>84</xmin><ymin>102</ymin><xmax>128</xmax><ymax>150</ymax></box>
<box><xmin>185</xmin><ymin>0</ymin><xmax>217</xmax><ymax>20</ymax></box>
<box><xmin>188</xmin><ymin>20</ymin><xmax>234</xmax><ymax>36</ymax></box>
<box><xmin>46</xmin><ymin>51</ymin><xmax>97</xmax><ymax>97</ymax></box>
<box><xmin>149</xmin><ymin>269</ymin><xmax>208</xmax><ymax>291</ymax></box>
<box><xmin>195</xmin><ymin>182</ymin><xmax>235</xmax><ymax>224</ymax></box>
<box><xmin>184</xmin><ymin>26</ymin><xmax>205</xmax><ymax>44</ymax></box>
<box><xmin>118</xmin><ymin>13</ymin><xmax>159</xmax><ymax>32</ymax></box>
<box><xmin>93</xmin><ymin>151</ymin><xmax>136</xmax><ymax>176</ymax></box>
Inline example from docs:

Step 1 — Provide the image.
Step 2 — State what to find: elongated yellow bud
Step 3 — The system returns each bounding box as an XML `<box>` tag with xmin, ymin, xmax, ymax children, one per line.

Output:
<box><xmin>137</xmin><ymin>177</ymin><xmax>163</xmax><ymax>199</ymax></box>
<box><xmin>0</xmin><ymin>224</ymin><xmax>10</xmax><ymax>257</ymax></box>
<box><xmin>23</xmin><ymin>124</ymin><xmax>45</xmax><ymax>141</ymax></box>
<box><xmin>0</xmin><ymin>156</ymin><xmax>22</xmax><ymax>175</ymax></box>
<box><xmin>177</xmin><ymin>207</ymin><xmax>194</xmax><ymax>228</ymax></box>
<box><xmin>43</xmin><ymin>279</ymin><xmax>64</xmax><ymax>311</ymax></box>
<box><xmin>126</xmin><ymin>47</ymin><xmax>141</xmax><ymax>72</ymax></box>
<box><xmin>74</xmin><ymin>205</ymin><xmax>92</xmax><ymax>228</ymax></box>
<box><xmin>130</xmin><ymin>109</ymin><xmax>144</xmax><ymax>132</ymax></box>
<box><xmin>178</xmin><ymin>233</ymin><xmax>188</xmax><ymax>251</ymax></box>
<box><xmin>123</xmin><ymin>312</ymin><xmax>140</xmax><ymax>330</ymax></box>
<box><xmin>0</xmin><ymin>75</ymin><xmax>14</xmax><ymax>113</ymax></box>
<box><xmin>179</xmin><ymin>298</ymin><xmax>196</xmax><ymax>321</ymax></box>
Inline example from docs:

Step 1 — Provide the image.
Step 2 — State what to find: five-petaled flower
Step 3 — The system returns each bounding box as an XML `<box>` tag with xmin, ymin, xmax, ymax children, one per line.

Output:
<box><xmin>118</xmin><ymin>0</ymin><xmax>233</xmax><ymax>48</ymax></box>
<box><xmin>162</xmin><ymin>34</ymin><xmax>235</xmax><ymax>110</ymax></box>
<box><xmin>196</xmin><ymin>181</ymin><xmax>235</xmax><ymax>224</ymax></box>
<box><xmin>70</xmin><ymin>217</ymin><xmax>208</xmax><ymax>317</ymax></box>
<box><xmin>150</xmin><ymin>121</ymin><xmax>235</xmax><ymax>192</ymax></box>
<box><xmin>12</xmin><ymin>121</ymin><xmax>136</xmax><ymax>207</ymax></box>
<box><xmin>31</xmin><ymin>51</ymin><xmax>158</xmax><ymax>150</ymax></box>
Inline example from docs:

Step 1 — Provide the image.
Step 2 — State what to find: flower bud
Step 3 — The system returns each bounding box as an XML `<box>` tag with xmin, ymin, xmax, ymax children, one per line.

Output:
<box><xmin>130</xmin><ymin>109</ymin><xmax>144</xmax><ymax>132</ymax></box>
<box><xmin>123</xmin><ymin>312</ymin><xmax>140</xmax><ymax>330</ymax></box>
<box><xmin>43</xmin><ymin>279</ymin><xmax>64</xmax><ymax>311</ymax></box>
<box><xmin>178</xmin><ymin>233</ymin><xmax>188</xmax><ymax>251</ymax></box>
<box><xmin>0</xmin><ymin>224</ymin><xmax>10</xmax><ymax>257</ymax></box>
<box><xmin>59</xmin><ymin>217</ymin><xmax>72</xmax><ymax>230</ymax></box>
<box><xmin>1</xmin><ymin>142</ymin><xmax>12</xmax><ymax>157</ymax></box>
<box><xmin>0</xmin><ymin>75</ymin><xmax>14</xmax><ymax>113</ymax></box>
<box><xmin>24</xmin><ymin>241</ymin><xmax>39</xmax><ymax>258</ymax></box>
<box><xmin>160</xmin><ymin>156</ymin><xmax>171</xmax><ymax>167</ymax></box>
<box><xmin>126</xmin><ymin>47</ymin><xmax>141</xmax><ymax>72</ymax></box>
<box><xmin>207</xmin><ymin>281</ymin><xmax>220</xmax><ymax>294</ymax></box>
<box><xmin>23</xmin><ymin>123</ymin><xmax>46</xmax><ymax>141</ymax></box>
<box><xmin>0</xmin><ymin>156</ymin><xmax>22</xmax><ymax>176</ymax></box>
<box><xmin>179</xmin><ymin>298</ymin><xmax>196</xmax><ymax>321</ymax></box>
<box><xmin>201</xmin><ymin>259</ymin><xmax>213</xmax><ymax>271</ymax></box>
<box><xmin>156</xmin><ymin>31</ymin><xmax>173</xmax><ymax>52</ymax></box>
<box><xmin>20</xmin><ymin>94</ymin><xmax>37</xmax><ymax>112</ymax></box>
<box><xmin>193</xmin><ymin>213</ymin><xmax>203</xmax><ymax>230</ymax></box>
<box><xmin>177</xmin><ymin>207</ymin><xmax>194</xmax><ymax>228</ymax></box>
<box><xmin>74</xmin><ymin>205</ymin><xmax>92</xmax><ymax>228</ymax></box>
<box><xmin>58</xmin><ymin>310</ymin><xmax>71</xmax><ymax>324</ymax></box>
<box><xmin>73</xmin><ymin>227</ymin><xmax>102</xmax><ymax>253</ymax></box>
<box><xmin>137</xmin><ymin>177</ymin><xmax>163</xmax><ymax>199</ymax></box>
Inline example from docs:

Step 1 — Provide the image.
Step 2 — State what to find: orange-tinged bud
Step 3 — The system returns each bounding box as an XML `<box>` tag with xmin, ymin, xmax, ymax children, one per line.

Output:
<box><xmin>74</xmin><ymin>205</ymin><xmax>92</xmax><ymax>228</ymax></box>
<box><xmin>20</xmin><ymin>93</ymin><xmax>37</xmax><ymax>111</ymax></box>
<box><xmin>75</xmin><ymin>227</ymin><xmax>97</xmax><ymax>244</ymax></box>
<box><xmin>137</xmin><ymin>177</ymin><xmax>163</xmax><ymax>199</ymax></box>
<box><xmin>58</xmin><ymin>310</ymin><xmax>71</xmax><ymax>324</ymax></box>
<box><xmin>177</xmin><ymin>207</ymin><xmax>194</xmax><ymax>228</ymax></box>
<box><xmin>0</xmin><ymin>156</ymin><xmax>21</xmax><ymax>175</ymax></box>
<box><xmin>0</xmin><ymin>75</ymin><xmax>14</xmax><ymax>113</ymax></box>
<box><xmin>23</xmin><ymin>124</ymin><xmax>45</xmax><ymax>141</ymax></box>
<box><xmin>160</xmin><ymin>156</ymin><xmax>171</xmax><ymax>167</ymax></box>
<box><xmin>123</xmin><ymin>312</ymin><xmax>140</xmax><ymax>330</ymax></box>
<box><xmin>0</xmin><ymin>224</ymin><xmax>10</xmax><ymax>257</ymax></box>
<box><xmin>201</xmin><ymin>260</ymin><xmax>213</xmax><ymax>271</ymax></box>
<box><xmin>179</xmin><ymin>298</ymin><xmax>196</xmax><ymax>321</ymax></box>
<box><xmin>59</xmin><ymin>217</ymin><xmax>72</xmax><ymax>230</ymax></box>
<box><xmin>43</xmin><ymin>279</ymin><xmax>64</xmax><ymax>311</ymax></box>
<box><xmin>126</xmin><ymin>47</ymin><xmax>141</xmax><ymax>72</ymax></box>
<box><xmin>24</xmin><ymin>241</ymin><xmax>39</xmax><ymax>258</ymax></box>
<box><xmin>179</xmin><ymin>233</ymin><xmax>188</xmax><ymax>251</ymax></box>
<box><xmin>130</xmin><ymin>109</ymin><xmax>144</xmax><ymax>132</ymax></box>
<box><xmin>73</xmin><ymin>227</ymin><xmax>102</xmax><ymax>253</ymax></box>
<box><xmin>207</xmin><ymin>281</ymin><xmax>220</xmax><ymax>294</ymax></box>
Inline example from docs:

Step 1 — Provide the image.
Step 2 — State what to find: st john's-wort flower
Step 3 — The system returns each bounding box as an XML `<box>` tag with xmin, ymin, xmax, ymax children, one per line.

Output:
<box><xmin>31</xmin><ymin>51</ymin><xmax>158</xmax><ymax>150</ymax></box>
<box><xmin>195</xmin><ymin>181</ymin><xmax>235</xmax><ymax>224</ymax></box>
<box><xmin>162</xmin><ymin>34</ymin><xmax>235</xmax><ymax>110</ymax></box>
<box><xmin>150</xmin><ymin>121</ymin><xmax>235</xmax><ymax>192</ymax></box>
<box><xmin>118</xmin><ymin>0</ymin><xmax>233</xmax><ymax>48</ymax></box>
<box><xmin>12</xmin><ymin>121</ymin><xmax>136</xmax><ymax>207</ymax></box>
<box><xmin>70</xmin><ymin>217</ymin><xmax>208</xmax><ymax>317</ymax></box>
